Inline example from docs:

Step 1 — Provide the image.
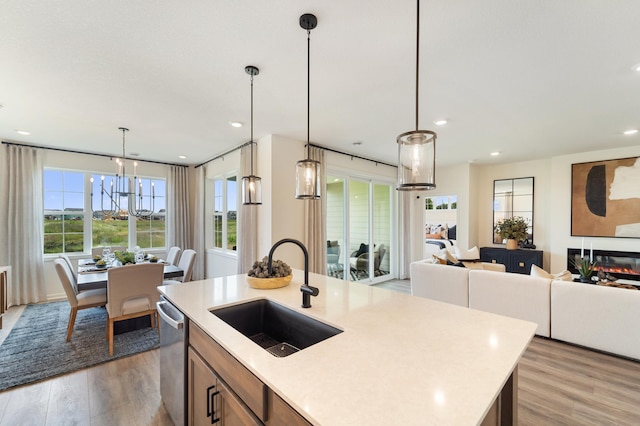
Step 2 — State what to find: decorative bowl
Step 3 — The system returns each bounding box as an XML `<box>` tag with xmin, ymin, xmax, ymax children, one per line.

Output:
<box><xmin>246</xmin><ymin>274</ymin><xmax>292</xmax><ymax>290</ymax></box>
<box><xmin>95</xmin><ymin>262</ymin><xmax>107</xmax><ymax>269</ymax></box>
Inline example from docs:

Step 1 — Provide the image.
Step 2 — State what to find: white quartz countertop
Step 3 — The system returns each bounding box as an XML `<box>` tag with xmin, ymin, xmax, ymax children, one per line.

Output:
<box><xmin>158</xmin><ymin>270</ymin><xmax>536</xmax><ymax>425</ymax></box>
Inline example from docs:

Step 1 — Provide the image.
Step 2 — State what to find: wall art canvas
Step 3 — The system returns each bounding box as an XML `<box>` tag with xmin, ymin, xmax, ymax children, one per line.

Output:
<box><xmin>571</xmin><ymin>156</ymin><xmax>640</xmax><ymax>237</ymax></box>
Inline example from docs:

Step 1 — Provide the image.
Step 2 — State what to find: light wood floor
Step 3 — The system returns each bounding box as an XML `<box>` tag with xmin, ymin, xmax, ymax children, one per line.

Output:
<box><xmin>1</xmin><ymin>304</ymin><xmax>639</xmax><ymax>425</ymax></box>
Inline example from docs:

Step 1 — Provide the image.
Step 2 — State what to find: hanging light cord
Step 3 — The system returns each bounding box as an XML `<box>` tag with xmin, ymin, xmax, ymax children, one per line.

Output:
<box><xmin>250</xmin><ymin>72</ymin><xmax>255</xmax><ymax>175</ymax></box>
<box><xmin>307</xmin><ymin>28</ymin><xmax>311</xmax><ymax>159</ymax></box>
<box><xmin>415</xmin><ymin>0</ymin><xmax>420</xmax><ymax>131</ymax></box>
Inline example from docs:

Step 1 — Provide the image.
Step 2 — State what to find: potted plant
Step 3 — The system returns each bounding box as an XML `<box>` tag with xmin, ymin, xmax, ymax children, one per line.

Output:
<box><xmin>495</xmin><ymin>216</ymin><xmax>529</xmax><ymax>250</ymax></box>
<box><xmin>571</xmin><ymin>256</ymin><xmax>597</xmax><ymax>283</ymax></box>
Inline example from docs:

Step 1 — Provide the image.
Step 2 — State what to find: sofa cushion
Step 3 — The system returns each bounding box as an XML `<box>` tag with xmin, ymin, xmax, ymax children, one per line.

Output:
<box><xmin>551</xmin><ymin>280</ymin><xmax>640</xmax><ymax>360</ymax></box>
<box><xmin>410</xmin><ymin>262</ymin><xmax>470</xmax><ymax>307</ymax></box>
<box><xmin>469</xmin><ymin>270</ymin><xmax>551</xmax><ymax>337</ymax></box>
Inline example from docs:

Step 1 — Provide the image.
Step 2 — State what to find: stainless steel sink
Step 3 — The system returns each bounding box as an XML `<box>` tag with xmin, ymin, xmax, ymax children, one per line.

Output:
<box><xmin>210</xmin><ymin>299</ymin><xmax>342</xmax><ymax>357</ymax></box>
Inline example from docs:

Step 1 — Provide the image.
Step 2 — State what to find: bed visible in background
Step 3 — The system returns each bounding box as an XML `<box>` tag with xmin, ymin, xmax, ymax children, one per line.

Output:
<box><xmin>423</xmin><ymin>223</ymin><xmax>457</xmax><ymax>259</ymax></box>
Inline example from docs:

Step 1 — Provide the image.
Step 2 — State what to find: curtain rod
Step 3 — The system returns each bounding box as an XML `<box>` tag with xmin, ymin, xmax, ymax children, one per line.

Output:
<box><xmin>194</xmin><ymin>140</ymin><xmax>253</xmax><ymax>169</ymax></box>
<box><xmin>308</xmin><ymin>143</ymin><xmax>397</xmax><ymax>168</ymax></box>
<box><xmin>1</xmin><ymin>140</ymin><xmax>188</xmax><ymax>168</ymax></box>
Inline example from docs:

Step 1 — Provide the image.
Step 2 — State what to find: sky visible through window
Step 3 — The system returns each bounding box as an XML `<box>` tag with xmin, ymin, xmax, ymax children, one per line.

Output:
<box><xmin>43</xmin><ymin>170</ymin><xmax>166</xmax><ymax>212</ymax></box>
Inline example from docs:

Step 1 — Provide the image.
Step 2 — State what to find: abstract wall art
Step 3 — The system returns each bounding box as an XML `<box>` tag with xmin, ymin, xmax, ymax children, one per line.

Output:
<box><xmin>571</xmin><ymin>156</ymin><xmax>640</xmax><ymax>237</ymax></box>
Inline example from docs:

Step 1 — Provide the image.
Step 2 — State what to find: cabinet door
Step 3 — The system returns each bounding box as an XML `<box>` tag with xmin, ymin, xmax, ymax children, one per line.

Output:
<box><xmin>188</xmin><ymin>347</ymin><xmax>219</xmax><ymax>425</ymax></box>
<box><xmin>218</xmin><ymin>379</ymin><xmax>261</xmax><ymax>426</ymax></box>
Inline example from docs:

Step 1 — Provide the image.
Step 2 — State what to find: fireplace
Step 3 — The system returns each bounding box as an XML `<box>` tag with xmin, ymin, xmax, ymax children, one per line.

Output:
<box><xmin>567</xmin><ymin>249</ymin><xmax>640</xmax><ymax>282</ymax></box>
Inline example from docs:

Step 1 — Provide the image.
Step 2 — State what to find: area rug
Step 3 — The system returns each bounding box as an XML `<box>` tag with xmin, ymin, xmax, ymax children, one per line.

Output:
<box><xmin>0</xmin><ymin>301</ymin><xmax>159</xmax><ymax>391</ymax></box>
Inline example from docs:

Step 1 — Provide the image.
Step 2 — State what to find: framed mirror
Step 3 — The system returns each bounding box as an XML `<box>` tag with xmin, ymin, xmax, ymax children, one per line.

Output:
<box><xmin>493</xmin><ymin>177</ymin><xmax>534</xmax><ymax>244</ymax></box>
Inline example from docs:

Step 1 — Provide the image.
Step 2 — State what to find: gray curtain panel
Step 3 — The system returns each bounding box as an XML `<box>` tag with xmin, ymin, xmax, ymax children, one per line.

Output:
<box><xmin>167</xmin><ymin>165</ymin><xmax>191</xmax><ymax>251</ymax></box>
<box><xmin>192</xmin><ymin>165</ymin><xmax>206</xmax><ymax>280</ymax></box>
<box><xmin>0</xmin><ymin>144</ymin><xmax>46</xmax><ymax>305</ymax></box>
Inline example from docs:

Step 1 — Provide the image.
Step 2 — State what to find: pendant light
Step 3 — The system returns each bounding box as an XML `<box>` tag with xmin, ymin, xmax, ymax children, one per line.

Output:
<box><xmin>295</xmin><ymin>13</ymin><xmax>321</xmax><ymax>199</ymax></box>
<box><xmin>397</xmin><ymin>0</ymin><xmax>437</xmax><ymax>191</ymax></box>
<box><xmin>241</xmin><ymin>65</ymin><xmax>262</xmax><ymax>205</ymax></box>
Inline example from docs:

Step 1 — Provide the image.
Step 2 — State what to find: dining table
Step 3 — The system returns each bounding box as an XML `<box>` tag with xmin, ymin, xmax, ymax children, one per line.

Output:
<box><xmin>77</xmin><ymin>258</ymin><xmax>184</xmax><ymax>291</ymax></box>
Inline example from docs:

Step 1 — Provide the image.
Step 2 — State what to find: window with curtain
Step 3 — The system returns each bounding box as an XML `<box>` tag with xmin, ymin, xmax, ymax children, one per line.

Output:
<box><xmin>43</xmin><ymin>168</ymin><xmax>166</xmax><ymax>253</ymax></box>
<box><xmin>212</xmin><ymin>173</ymin><xmax>237</xmax><ymax>252</ymax></box>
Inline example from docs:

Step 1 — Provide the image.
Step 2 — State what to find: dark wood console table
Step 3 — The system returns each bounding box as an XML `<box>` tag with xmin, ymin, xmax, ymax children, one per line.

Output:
<box><xmin>480</xmin><ymin>247</ymin><xmax>543</xmax><ymax>274</ymax></box>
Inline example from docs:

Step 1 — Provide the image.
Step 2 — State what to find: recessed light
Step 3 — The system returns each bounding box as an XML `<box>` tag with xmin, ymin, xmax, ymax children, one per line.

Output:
<box><xmin>623</xmin><ymin>129</ymin><xmax>638</xmax><ymax>135</ymax></box>
<box><xmin>490</xmin><ymin>151</ymin><xmax>500</xmax><ymax>156</ymax></box>
<box><xmin>633</xmin><ymin>63</ymin><xmax>640</xmax><ymax>72</ymax></box>
<box><xmin>434</xmin><ymin>119</ymin><xmax>447</xmax><ymax>126</ymax></box>
<box><xmin>229</xmin><ymin>121</ymin><xmax>243</xmax><ymax>128</ymax></box>
<box><xmin>16</xmin><ymin>130</ymin><xmax>30</xmax><ymax>136</ymax></box>
<box><xmin>178</xmin><ymin>155</ymin><xmax>187</xmax><ymax>159</ymax></box>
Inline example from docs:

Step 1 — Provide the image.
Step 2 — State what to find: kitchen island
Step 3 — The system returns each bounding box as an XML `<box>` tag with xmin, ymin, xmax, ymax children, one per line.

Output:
<box><xmin>158</xmin><ymin>270</ymin><xmax>536</xmax><ymax>425</ymax></box>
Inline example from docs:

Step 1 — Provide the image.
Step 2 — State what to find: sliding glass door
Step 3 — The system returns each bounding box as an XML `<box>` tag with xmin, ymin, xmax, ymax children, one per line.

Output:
<box><xmin>326</xmin><ymin>174</ymin><xmax>393</xmax><ymax>283</ymax></box>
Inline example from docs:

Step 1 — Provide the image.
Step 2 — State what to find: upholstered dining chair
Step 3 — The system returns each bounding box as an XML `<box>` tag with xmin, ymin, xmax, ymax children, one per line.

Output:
<box><xmin>54</xmin><ymin>258</ymin><xmax>107</xmax><ymax>342</ymax></box>
<box><xmin>166</xmin><ymin>246</ymin><xmax>181</xmax><ymax>266</ymax></box>
<box><xmin>106</xmin><ymin>263</ymin><xmax>164</xmax><ymax>356</ymax></box>
<box><xmin>163</xmin><ymin>249</ymin><xmax>196</xmax><ymax>285</ymax></box>
<box><xmin>58</xmin><ymin>254</ymin><xmax>77</xmax><ymax>282</ymax></box>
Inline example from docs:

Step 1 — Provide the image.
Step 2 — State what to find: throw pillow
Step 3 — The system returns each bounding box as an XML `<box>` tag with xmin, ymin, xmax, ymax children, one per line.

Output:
<box><xmin>355</xmin><ymin>243</ymin><xmax>368</xmax><ymax>257</ymax></box>
<box><xmin>462</xmin><ymin>261</ymin><xmax>484</xmax><ymax>270</ymax></box>
<box><xmin>454</xmin><ymin>246</ymin><xmax>480</xmax><ymax>261</ymax></box>
<box><xmin>530</xmin><ymin>265</ymin><xmax>573</xmax><ymax>281</ymax></box>
<box><xmin>445</xmin><ymin>250</ymin><xmax>459</xmax><ymax>264</ymax></box>
<box><xmin>432</xmin><ymin>254</ymin><xmax>447</xmax><ymax>265</ymax></box>
<box><xmin>425</xmin><ymin>233</ymin><xmax>442</xmax><ymax>239</ymax></box>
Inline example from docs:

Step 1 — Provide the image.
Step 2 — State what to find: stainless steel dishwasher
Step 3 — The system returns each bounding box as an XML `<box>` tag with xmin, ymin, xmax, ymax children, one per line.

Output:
<box><xmin>157</xmin><ymin>296</ymin><xmax>186</xmax><ymax>426</ymax></box>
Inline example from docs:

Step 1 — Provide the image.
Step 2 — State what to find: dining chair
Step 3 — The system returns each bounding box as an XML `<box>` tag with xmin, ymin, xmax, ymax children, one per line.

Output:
<box><xmin>163</xmin><ymin>249</ymin><xmax>196</xmax><ymax>285</ymax></box>
<box><xmin>54</xmin><ymin>258</ymin><xmax>107</xmax><ymax>342</ymax></box>
<box><xmin>58</xmin><ymin>254</ymin><xmax>77</xmax><ymax>282</ymax></box>
<box><xmin>106</xmin><ymin>263</ymin><xmax>164</xmax><ymax>356</ymax></box>
<box><xmin>166</xmin><ymin>246</ymin><xmax>181</xmax><ymax>266</ymax></box>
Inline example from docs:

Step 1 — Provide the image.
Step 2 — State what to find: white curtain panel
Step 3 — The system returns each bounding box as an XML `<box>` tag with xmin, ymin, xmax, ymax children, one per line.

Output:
<box><xmin>398</xmin><ymin>191</ymin><xmax>412</xmax><ymax>279</ymax></box>
<box><xmin>192</xmin><ymin>165</ymin><xmax>206</xmax><ymax>280</ymax></box>
<box><xmin>167</xmin><ymin>165</ymin><xmax>191</xmax><ymax>251</ymax></box>
<box><xmin>237</xmin><ymin>144</ymin><xmax>258</xmax><ymax>274</ymax></box>
<box><xmin>0</xmin><ymin>144</ymin><xmax>46</xmax><ymax>305</ymax></box>
<box><xmin>304</xmin><ymin>146</ymin><xmax>327</xmax><ymax>274</ymax></box>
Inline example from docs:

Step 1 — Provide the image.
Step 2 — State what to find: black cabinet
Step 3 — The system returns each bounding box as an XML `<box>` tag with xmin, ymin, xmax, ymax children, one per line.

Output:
<box><xmin>480</xmin><ymin>247</ymin><xmax>543</xmax><ymax>275</ymax></box>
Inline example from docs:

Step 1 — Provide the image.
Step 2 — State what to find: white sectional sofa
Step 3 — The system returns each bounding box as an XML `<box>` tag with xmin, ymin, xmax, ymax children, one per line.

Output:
<box><xmin>410</xmin><ymin>261</ymin><xmax>640</xmax><ymax>359</ymax></box>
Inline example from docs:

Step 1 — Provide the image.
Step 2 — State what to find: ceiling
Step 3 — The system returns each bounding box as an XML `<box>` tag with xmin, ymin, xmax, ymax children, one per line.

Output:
<box><xmin>1</xmin><ymin>1</ymin><xmax>639</xmax><ymax>168</ymax></box>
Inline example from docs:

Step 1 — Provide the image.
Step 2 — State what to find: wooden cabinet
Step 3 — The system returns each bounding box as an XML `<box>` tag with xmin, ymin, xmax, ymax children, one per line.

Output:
<box><xmin>480</xmin><ymin>247</ymin><xmax>543</xmax><ymax>275</ymax></box>
<box><xmin>188</xmin><ymin>322</ymin><xmax>311</xmax><ymax>426</ymax></box>
<box><xmin>188</xmin><ymin>347</ymin><xmax>260</xmax><ymax>425</ymax></box>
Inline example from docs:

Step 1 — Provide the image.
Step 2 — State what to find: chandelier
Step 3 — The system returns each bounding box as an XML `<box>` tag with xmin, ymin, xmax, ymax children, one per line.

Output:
<box><xmin>91</xmin><ymin>127</ymin><xmax>156</xmax><ymax>218</ymax></box>
<box><xmin>397</xmin><ymin>0</ymin><xmax>437</xmax><ymax>191</ymax></box>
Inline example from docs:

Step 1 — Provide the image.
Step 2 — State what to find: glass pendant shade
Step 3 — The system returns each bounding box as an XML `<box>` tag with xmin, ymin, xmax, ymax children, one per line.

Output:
<box><xmin>295</xmin><ymin>158</ymin><xmax>321</xmax><ymax>199</ymax></box>
<box><xmin>397</xmin><ymin>130</ymin><xmax>436</xmax><ymax>191</ymax></box>
<box><xmin>242</xmin><ymin>175</ymin><xmax>262</xmax><ymax>205</ymax></box>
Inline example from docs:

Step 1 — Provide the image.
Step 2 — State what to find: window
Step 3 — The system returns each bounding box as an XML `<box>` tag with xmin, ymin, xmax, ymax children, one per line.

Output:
<box><xmin>43</xmin><ymin>168</ymin><xmax>166</xmax><ymax>254</ymax></box>
<box><xmin>44</xmin><ymin>170</ymin><xmax>85</xmax><ymax>254</ymax></box>
<box><xmin>212</xmin><ymin>174</ymin><xmax>237</xmax><ymax>252</ymax></box>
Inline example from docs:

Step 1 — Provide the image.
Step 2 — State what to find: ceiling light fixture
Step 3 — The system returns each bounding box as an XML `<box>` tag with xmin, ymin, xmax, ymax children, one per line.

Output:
<box><xmin>434</xmin><ymin>120</ymin><xmax>447</xmax><ymax>126</ymax></box>
<box><xmin>397</xmin><ymin>0</ymin><xmax>437</xmax><ymax>191</ymax></box>
<box><xmin>295</xmin><ymin>13</ymin><xmax>321</xmax><ymax>200</ymax></box>
<box><xmin>623</xmin><ymin>129</ymin><xmax>638</xmax><ymax>135</ymax></box>
<box><xmin>490</xmin><ymin>151</ymin><xmax>501</xmax><ymax>156</ymax></box>
<box><xmin>242</xmin><ymin>65</ymin><xmax>262</xmax><ymax>205</ymax></box>
<box><xmin>230</xmin><ymin>121</ymin><xmax>243</xmax><ymax>128</ymax></box>
<box><xmin>91</xmin><ymin>128</ymin><xmax>156</xmax><ymax>218</ymax></box>
<box><xmin>178</xmin><ymin>155</ymin><xmax>187</xmax><ymax>159</ymax></box>
<box><xmin>16</xmin><ymin>130</ymin><xmax>31</xmax><ymax>136</ymax></box>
